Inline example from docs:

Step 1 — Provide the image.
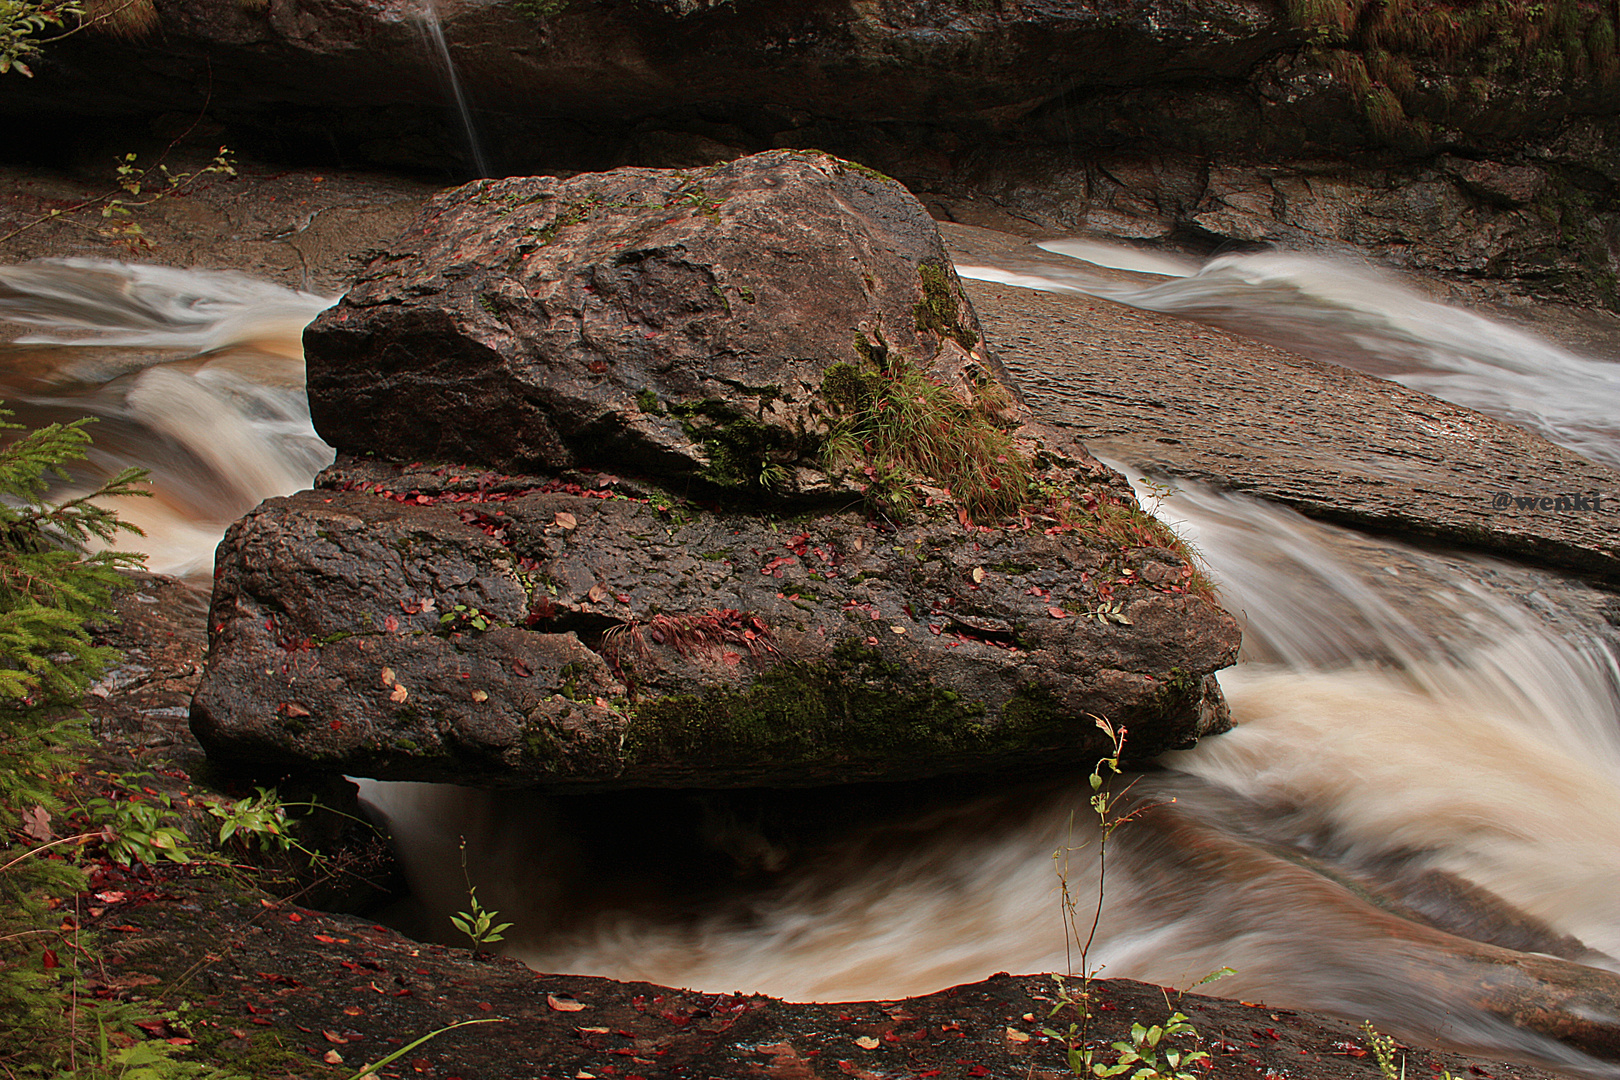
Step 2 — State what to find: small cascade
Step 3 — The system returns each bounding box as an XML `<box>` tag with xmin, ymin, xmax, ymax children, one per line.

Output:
<box><xmin>414</xmin><ymin>0</ymin><xmax>492</xmax><ymax>178</ymax></box>
<box><xmin>0</xmin><ymin>259</ymin><xmax>336</xmax><ymax>579</ymax></box>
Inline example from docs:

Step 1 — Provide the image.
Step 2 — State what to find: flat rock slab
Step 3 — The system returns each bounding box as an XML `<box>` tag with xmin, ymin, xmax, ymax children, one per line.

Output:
<box><xmin>958</xmin><ymin>260</ymin><xmax>1620</xmax><ymax>583</ymax></box>
<box><xmin>191</xmin><ymin>461</ymin><xmax>1236</xmax><ymax>787</ymax></box>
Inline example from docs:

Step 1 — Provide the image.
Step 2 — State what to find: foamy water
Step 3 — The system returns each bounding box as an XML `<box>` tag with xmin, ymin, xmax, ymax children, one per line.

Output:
<box><xmin>0</xmin><ymin>259</ymin><xmax>335</xmax><ymax>577</ymax></box>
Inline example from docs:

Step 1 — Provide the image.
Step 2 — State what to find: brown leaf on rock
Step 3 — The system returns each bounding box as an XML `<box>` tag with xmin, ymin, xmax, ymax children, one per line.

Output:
<box><xmin>1048</xmin><ymin>607</ymin><xmax>1069</xmax><ymax>619</ymax></box>
<box><xmin>555</xmin><ymin>511</ymin><xmax>578</xmax><ymax>530</ymax></box>
<box><xmin>389</xmin><ymin>683</ymin><xmax>409</xmax><ymax>703</ymax></box>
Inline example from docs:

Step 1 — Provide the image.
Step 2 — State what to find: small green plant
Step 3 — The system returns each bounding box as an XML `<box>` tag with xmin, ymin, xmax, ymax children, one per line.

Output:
<box><xmin>0</xmin><ymin>405</ymin><xmax>150</xmax><ymax>1073</ymax></box>
<box><xmin>1086</xmin><ymin>599</ymin><xmax>1133</xmax><ymax>626</ymax></box>
<box><xmin>207</xmin><ymin>786</ymin><xmax>292</xmax><ymax>854</ymax></box>
<box><xmin>1044</xmin><ymin>720</ymin><xmax>1224</xmax><ymax>1079</ymax></box>
<box><xmin>343</xmin><ymin>1018</ymin><xmax>502</xmax><ymax>1080</ymax></box>
<box><xmin>1093</xmin><ymin>1012</ymin><xmax>1210</xmax><ymax>1080</ymax></box>
<box><xmin>440</xmin><ymin>603</ymin><xmax>493</xmax><ymax>632</ymax></box>
<box><xmin>0</xmin><ymin>0</ymin><xmax>80</xmax><ymax>75</ymax></box>
<box><xmin>1363</xmin><ymin>1022</ymin><xmax>1403</xmax><ymax>1080</ymax></box>
<box><xmin>449</xmin><ymin>837</ymin><xmax>511</xmax><ymax>953</ymax></box>
<box><xmin>84</xmin><ymin>791</ymin><xmax>194</xmax><ymax>866</ymax></box>
<box><xmin>0</xmin><ymin>146</ymin><xmax>236</xmax><ymax>249</ymax></box>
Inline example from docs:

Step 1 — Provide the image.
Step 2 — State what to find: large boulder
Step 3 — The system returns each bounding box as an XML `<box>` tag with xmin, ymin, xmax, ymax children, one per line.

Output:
<box><xmin>192</xmin><ymin>151</ymin><xmax>1240</xmax><ymax>787</ymax></box>
<box><xmin>302</xmin><ymin>150</ymin><xmax>1010</xmax><ymax>492</ymax></box>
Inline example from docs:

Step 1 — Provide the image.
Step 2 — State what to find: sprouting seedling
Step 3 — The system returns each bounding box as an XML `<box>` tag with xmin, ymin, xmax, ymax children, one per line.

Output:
<box><xmin>449</xmin><ymin>836</ymin><xmax>511</xmax><ymax>954</ymax></box>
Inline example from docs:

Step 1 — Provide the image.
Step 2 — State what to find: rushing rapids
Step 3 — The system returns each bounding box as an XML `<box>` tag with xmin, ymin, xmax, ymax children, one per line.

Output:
<box><xmin>3</xmin><ymin>243</ymin><xmax>1619</xmax><ymax>1075</ymax></box>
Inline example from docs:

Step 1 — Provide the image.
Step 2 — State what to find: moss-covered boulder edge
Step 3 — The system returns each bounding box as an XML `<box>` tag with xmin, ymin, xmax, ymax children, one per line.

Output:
<box><xmin>194</xmin><ymin>152</ymin><xmax>1241</xmax><ymax>789</ymax></box>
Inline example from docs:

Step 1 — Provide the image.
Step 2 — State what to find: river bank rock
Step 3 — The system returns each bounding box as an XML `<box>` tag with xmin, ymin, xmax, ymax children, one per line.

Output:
<box><xmin>192</xmin><ymin>153</ymin><xmax>1239</xmax><ymax>787</ymax></box>
<box><xmin>951</xmin><ymin>225</ymin><xmax>1620</xmax><ymax>584</ymax></box>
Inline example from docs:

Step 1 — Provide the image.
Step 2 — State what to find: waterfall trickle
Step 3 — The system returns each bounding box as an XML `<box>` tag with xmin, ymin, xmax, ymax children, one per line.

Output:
<box><xmin>415</xmin><ymin>0</ymin><xmax>492</xmax><ymax>178</ymax></box>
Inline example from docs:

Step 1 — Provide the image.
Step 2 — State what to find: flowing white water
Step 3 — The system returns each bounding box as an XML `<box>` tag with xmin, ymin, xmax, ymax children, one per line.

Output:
<box><xmin>5</xmin><ymin>251</ymin><xmax>1620</xmax><ymax>1073</ymax></box>
<box><xmin>0</xmin><ymin>259</ymin><xmax>336</xmax><ymax>578</ymax></box>
<box><xmin>413</xmin><ymin>0</ymin><xmax>492</xmax><ymax>179</ymax></box>
<box><xmin>957</xmin><ymin>244</ymin><xmax>1620</xmax><ymax>471</ymax></box>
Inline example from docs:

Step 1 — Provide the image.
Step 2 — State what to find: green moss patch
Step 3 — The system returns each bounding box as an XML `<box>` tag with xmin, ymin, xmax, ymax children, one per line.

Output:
<box><xmin>623</xmin><ymin>640</ymin><xmax>1074</xmax><ymax>766</ymax></box>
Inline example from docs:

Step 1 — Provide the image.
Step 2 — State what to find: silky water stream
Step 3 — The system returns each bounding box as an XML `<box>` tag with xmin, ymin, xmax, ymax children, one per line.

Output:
<box><xmin>3</xmin><ymin>252</ymin><xmax>1620</xmax><ymax>1075</ymax></box>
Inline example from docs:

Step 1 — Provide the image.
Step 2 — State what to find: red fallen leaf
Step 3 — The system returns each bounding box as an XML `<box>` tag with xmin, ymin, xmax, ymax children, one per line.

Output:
<box><xmin>286</xmin><ymin>912</ymin><xmax>303</xmax><ymax>922</ymax></box>
<box><xmin>282</xmin><ymin>703</ymin><xmax>310</xmax><ymax>718</ymax></box>
<box><xmin>968</xmin><ymin>1066</ymin><xmax>990</xmax><ymax>1077</ymax></box>
<box><xmin>588</xmin><ymin>360</ymin><xmax>609</xmax><ymax>373</ymax></box>
<box><xmin>1048</xmin><ymin>607</ymin><xmax>1069</xmax><ymax>619</ymax></box>
<box><xmin>248</xmin><ymin>1017</ymin><xmax>272</xmax><ymax>1026</ymax></box>
<box><xmin>323</xmin><ymin>1031</ymin><xmax>348</xmax><ymax>1044</ymax></box>
<box><xmin>615</xmin><ymin>594</ymin><xmax>631</xmax><ymax>604</ymax></box>
<box><xmin>547</xmin><ymin>993</ymin><xmax>588</xmax><ymax>1012</ymax></box>
<box><xmin>165</xmin><ymin>1038</ymin><xmax>194</xmax><ymax>1046</ymax></box>
<box><xmin>312</xmin><ymin>934</ymin><xmax>347</xmax><ymax>944</ymax></box>
<box><xmin>41</xmin><ymin>949</ymin><xmax>59</xmax><ymax>969</ymax></box>
<box><xmin>476</xmin><ymin>1001</ymin><xmax>493</xmax><ymax>1012</ymax></box>
<box><xmin>384</xmin><ymin>615</ymin><xmax>399</xmax><ymax>633</ymax></box>
<box><xmin>329</xmin><ymin>721</ymin><xmax>342</xmax><ymax>731</ymax></box>
<box><xmin>134</xmin><ymin>1019</ymin><xmax>167</xmax><ymax>1035</ymax></box>
<box><xmin>513</xmin><ymin>661</ymin><xmax>532</xmax><ymax>677</ymax></box>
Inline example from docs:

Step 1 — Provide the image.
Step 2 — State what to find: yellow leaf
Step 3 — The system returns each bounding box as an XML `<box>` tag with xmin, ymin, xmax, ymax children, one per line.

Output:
<box><xmin>971</xmin><ymin>566</ymin><xmax>986</xmax><ymax>583</ymax></box>
<box><xmin>472</xmin><ymin>689</ymin><xmax>489</xmax><ymax>703</ymax></box>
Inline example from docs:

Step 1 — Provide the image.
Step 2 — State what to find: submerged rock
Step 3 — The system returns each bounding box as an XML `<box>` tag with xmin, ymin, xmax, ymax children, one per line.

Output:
<box><xmin>193</xmin><ymin>152</ymin><xmax>1240</xmax><ymax>787</ymax></box>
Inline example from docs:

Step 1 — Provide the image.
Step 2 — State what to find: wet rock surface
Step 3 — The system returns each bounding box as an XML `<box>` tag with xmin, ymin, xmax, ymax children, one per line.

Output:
<box><xmin>303</xmin><ymin>150</ymin><xmax>1011</xmax><ymax>485</ymax></box>
<box><xmin>954</xmin><ymin>227</ymin><xmax>1620</xmax><ymax>583</ymax></box>
<box><xmin>191</xmin><ymin>454</ymin><xmax>1235</xmax><ymax>786</ymax></box>
<box><xmin>96</xmin><ymin>867</ymin><xmax>1593</xmax><ymax>1080</ymax></box>
<box><xmin>86</xmin><ymin>575</ymin><xmax>1614</xmax><ymax>1080</ymax></box>
<box><xmin>195</xmin><ymin>153</ymin><xmax>1239</xmax><ymax>787</ymax></box>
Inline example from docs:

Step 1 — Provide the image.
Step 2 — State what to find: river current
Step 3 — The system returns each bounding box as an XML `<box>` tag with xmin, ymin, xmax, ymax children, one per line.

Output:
<box><xmin>3</xmin><ymin>245</ymin><xmax>1618</xmax><ymax>1075</ymax></box>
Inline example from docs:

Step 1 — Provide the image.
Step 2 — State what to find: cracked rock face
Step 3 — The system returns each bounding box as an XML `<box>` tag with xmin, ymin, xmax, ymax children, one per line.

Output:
<box><xmin>195</xmin><ymin>152</ymin><xmax>1240</xmax><ymax>789</ymax></box>
<box><xmin>304</xmin><ymin>151</ymin><xmax>1008</xmax><ymax>496</ymax></box>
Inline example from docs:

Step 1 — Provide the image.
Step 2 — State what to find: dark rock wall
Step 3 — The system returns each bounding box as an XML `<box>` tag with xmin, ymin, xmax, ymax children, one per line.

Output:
<box><xmin>6</xmin><ymin>0</ymin><xmax>1620</xmax><ymax>305</ymax></box>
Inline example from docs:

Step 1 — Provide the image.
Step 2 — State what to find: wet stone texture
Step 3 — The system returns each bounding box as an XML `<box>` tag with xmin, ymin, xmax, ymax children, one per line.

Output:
<box><xmin>191</xmin><ymin>459</ymin><xmax>1236</xmax><ymax>788</ymax></box>
<box><xmin>194</xmin><ymin>152</ymin><xmax>1241</xmax><ymax>788</ymax></box>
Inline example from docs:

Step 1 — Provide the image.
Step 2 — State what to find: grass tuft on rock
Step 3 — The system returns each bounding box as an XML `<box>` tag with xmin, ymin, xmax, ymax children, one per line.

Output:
<box><xmin>822</xmin><ymin>338</ymin><xmax>1028</xmax><ymax>522</ymax></box>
